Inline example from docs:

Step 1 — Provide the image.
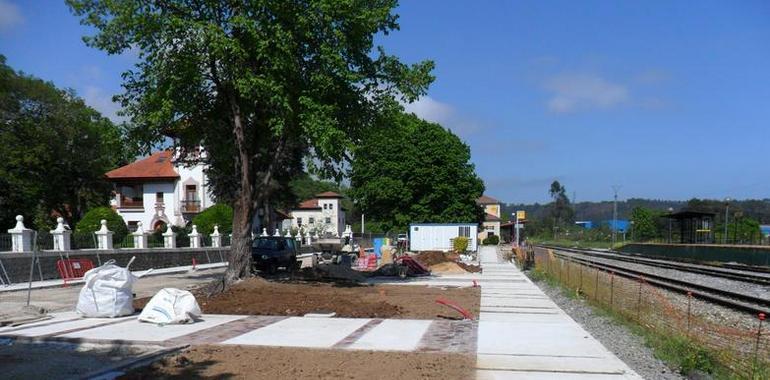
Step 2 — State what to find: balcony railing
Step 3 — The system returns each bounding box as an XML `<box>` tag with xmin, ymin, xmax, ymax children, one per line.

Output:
<box><xmin>119</xmin><ymin>199</ymin><xmax>144</xmax><ymax>209</ymax></box>
<box><xmin>181</xmin><ymin>200</ymin><xmax>201</xmax><ymax>213</ymax></box>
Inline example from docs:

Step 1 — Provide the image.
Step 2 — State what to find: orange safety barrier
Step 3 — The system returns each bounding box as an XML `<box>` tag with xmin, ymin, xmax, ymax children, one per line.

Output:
<box><xmin>56</xmin><ymin>258</ymin><xmax>94</xmax><ymax>286</ymax></box>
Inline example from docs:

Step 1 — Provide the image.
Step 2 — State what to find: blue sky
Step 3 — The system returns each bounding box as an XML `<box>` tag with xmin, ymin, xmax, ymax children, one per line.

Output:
<box><xmin>2</xmin><ymin>1</ymin><xmax>769</xmax><ymax>204</ymax></box>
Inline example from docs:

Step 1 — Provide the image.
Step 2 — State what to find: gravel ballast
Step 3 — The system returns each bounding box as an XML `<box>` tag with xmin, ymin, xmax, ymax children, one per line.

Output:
<box><xmin>527</xmin><ymin>272</ymin><xmax>686</xmax><ymax>380</ymax></box>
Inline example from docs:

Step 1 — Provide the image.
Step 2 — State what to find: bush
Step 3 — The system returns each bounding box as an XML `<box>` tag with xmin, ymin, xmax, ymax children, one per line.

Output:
<box><xmin>482</xmin><ymin>235</ymin><xmax>500</xmax><ymax>245</ymax></box>
<box><xmin>192</xmin><ymin>204</ymin><xmax>233</xmax><ymax>235</ymax></box>
<box><xmin>452</xmin><ymin>236</ymin><xmax>469</xmax><ymax>253</ymax></box>
<box><xmin>75</xmin><ymin>207</ymin><xmax>129</xmax><ymax>242</ymax></box>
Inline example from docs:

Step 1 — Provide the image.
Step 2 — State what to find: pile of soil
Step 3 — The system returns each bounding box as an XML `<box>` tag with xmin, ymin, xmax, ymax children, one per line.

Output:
<box><xmin>413</xmin><ymin>251</ymin><xmax>481</xmax><ymax>274</ymax></box>
<box><xmin>135</xmin><ymin>278</ymin><xmax>481</xmax><ymax>320</ymax></box>
<box><xmin>119</xmin><ymin>345</ymin><xmax>475</xmax><ymax>380</ymax></box>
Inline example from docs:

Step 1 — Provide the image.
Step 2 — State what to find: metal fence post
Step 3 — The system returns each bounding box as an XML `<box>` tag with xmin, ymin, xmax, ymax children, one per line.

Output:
<box><xmin>686</xmin><ymin>291</ymin><xmax>693</xmax><ymax>335</ymax></box>
<box><xmin>754</xmin><ymin>313</ymin><xmax>765</xmax><ymax>379</ymax></box>
<box><xmin>609</xmin><ymin>271</ymin><xmax>615</xmax><ymax>308</ymax></box>
<box><xmin>594</xmin><ymin>268</ymin><xmax>599</xmax><ymax>301</ymax></box>
<box><xmin>26</xmin><ymin>232</ymin><xmax>39</xmax><ymax>306</ymax></box>
<box><xmin>636</xmin><ymin>276</ymin><xmax>643</xmax><ymax>320</ymax></box>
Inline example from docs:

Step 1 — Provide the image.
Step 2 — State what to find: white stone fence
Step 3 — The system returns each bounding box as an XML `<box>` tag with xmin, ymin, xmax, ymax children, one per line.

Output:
<box><xmin>1</xmin><ymin>215</ymin><xmax>343</xmax><ymax>253</ymax></box>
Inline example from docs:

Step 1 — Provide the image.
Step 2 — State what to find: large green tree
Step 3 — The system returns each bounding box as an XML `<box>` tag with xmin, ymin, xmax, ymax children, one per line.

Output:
<box><xmin>547</xmin><ymin>180</ymin><xmax>574</xmax><ymax>233</ymax></box>
<box><xmin>68</xmin><ymin>0</ymin><xmax>434</xmax><ymax>282</ymax></box>
<box><xmin>350</xmin><ymin>112</ymin><xmax>484</xmax><ymax>232</ymax></box>
<box><xmin>629</xmin><ymin>206</ymin><xmax>659</xmax><ymax>241</ymax></box>
<box><xmin>0</xmin><ymin>55</ymin><xmax>130</xmax><ymax>230</ymax></box>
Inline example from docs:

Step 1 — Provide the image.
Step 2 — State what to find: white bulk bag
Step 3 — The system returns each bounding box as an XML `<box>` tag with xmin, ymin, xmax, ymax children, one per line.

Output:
<box><xmin>76</xmin><ymin>258</ymin><xmax>139</xmax><ymax>318</ymax></box>
<box><xmin>138</xmin><ymin>288</ymin><xmax>201</xmax><ymax>325</ymax></box>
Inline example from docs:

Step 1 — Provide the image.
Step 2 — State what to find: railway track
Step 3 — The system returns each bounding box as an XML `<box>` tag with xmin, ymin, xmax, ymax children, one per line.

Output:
<box><xmin>537</xmin><ymin>245</ymin><xmax>770</xmax><ymax>315</ymax></box>
<box><xmin>540</xmin><ymin>245</ymin><xmax>770</xmax><ymax>285</ymax></box>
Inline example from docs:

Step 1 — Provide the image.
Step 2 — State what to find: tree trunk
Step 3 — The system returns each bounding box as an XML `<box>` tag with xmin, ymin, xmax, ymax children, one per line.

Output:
<box><xmin>223</xmin><ymin>98</ymin><xmax>254</xmax><ymax>285</ymax></box>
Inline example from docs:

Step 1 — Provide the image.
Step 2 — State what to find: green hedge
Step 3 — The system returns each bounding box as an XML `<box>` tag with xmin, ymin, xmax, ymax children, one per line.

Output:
<box><xmin>482</xmin><ymin>235</ymin><xmax>500</xmax><ymax>245</ymax></box>
<box><xmin>192</xmin><ymin>204</ymin><xmax>233</xmax><ymax>235</ymax></box>
<box><xmin>75</xmin><ymin>207</ymin><xmax>129</xmax><ymax>242</ymax></box>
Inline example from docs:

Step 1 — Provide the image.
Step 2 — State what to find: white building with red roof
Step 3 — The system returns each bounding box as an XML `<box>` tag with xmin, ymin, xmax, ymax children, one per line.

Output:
<box><xmin>105</xmin><ymin>150</ymin><xmax>214</xmax><ymax>231</ymax></box>
<box><xmin>288</xmin><ymin>191</ymin><xmax>347</xmax><ymax>237</ymax></box>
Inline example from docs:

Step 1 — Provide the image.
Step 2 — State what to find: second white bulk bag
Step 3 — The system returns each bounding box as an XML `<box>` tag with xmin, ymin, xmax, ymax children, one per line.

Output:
<box><xmin>138</xmin><ymin>288</ymin><xmax>202</xmax><ymax>324</ymax></box>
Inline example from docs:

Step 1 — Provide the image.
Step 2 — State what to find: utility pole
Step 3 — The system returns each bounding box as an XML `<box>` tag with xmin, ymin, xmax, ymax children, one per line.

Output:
<box><xmin>611</xmin><ymin>185</ymin><xmax>621</xmax><ymax>250</ymax></box>
<box><xmin>361</xmin><ymin>214</ymin><xmax>365</xmax><ymax>236</ymax></box>
<box><xmin>723</xmin><ymin>197</ymin><xmax>731</xmax><ymax>244</ymax></box>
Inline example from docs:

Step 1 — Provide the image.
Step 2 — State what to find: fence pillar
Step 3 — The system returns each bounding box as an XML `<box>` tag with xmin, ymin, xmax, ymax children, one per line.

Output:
<box><xmin>133</xmin><ymin>221</ymin><xmax>149</xmax><ymax>249</ymax></box>
<box><xmin>8</xmin><ymin>215</ymin><xmax>33</xmax><ymax>252</ymax></box>
<box><xmin>95</xmin><ymin>220</ymin><xmax>114</xmax><ymax>250</ymax></box>
<box><xmin>261</xmin><ymin>228</ymin><xmax>268</xmax><ymax>237</ymax></box>
<box><xmin>284</xmin><ymin>229</ymin><xmax>292</xmax><ymax>238</ymax></box>
<box><xmin>163</xmin><ymin>224</ymin><xmax>177</xmax><ymax>248</ymax></box>
<box><xmin>189</xmin><ymin>225</ymin><xmax>202</xmax><ymax>248</ymax></box>
<box><xmin>305</xmin><ymin>232</ymin><xmax>312</xmax><ymax>246</ymax></box>
<box><xmin>273</xmin><ymin>228</ymin><xmax>281</xmax><ymax>237</ymax></box>
<box><xmin>211</xmin><ymin>225</ymin><xmax>222</xmax><ymax>248</ymax></box>
<box><xmin>49</xmin><ymin>217</ymin><xmax>71</xmax><ymax>251</ymax></box>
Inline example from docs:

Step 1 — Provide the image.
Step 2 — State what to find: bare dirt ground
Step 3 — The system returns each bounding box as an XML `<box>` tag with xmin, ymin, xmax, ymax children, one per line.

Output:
<box><xmin>135</xmin><ymin>278</ymin><xmax>480</xmax><ymax>320</ymax></box>
<box><xmin>118</xmin><ymin>345</ymin><xmax>475</xmax><ymax>380</ymax></box>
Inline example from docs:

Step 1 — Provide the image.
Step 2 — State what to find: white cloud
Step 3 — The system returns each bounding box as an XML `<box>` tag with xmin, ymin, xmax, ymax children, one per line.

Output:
<box><xmin>82</xmin><ymin>85</ymin><xmax>125</xmax><ymax>123</ymax></box>
<box><xmin>544</xmin><ymin>73</ymin><xmax>628</xmax><ymax>113</ymax></box>
<box><xmin>0</xmin><ymin>0</ymin><xmax>23</xmax><ymax>33</ymax></box>
<box><xmin>403</xmin><ymin>96</ymin><xmax>482</xmax><ymax>137</ymax></box>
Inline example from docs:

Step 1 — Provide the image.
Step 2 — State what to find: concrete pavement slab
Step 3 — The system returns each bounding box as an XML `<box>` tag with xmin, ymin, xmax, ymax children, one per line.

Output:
<box><xmin>477</xmin><ymin>354</ymin><xmax>630</xmax><ymax>374</ymax></box>
<box><xmin>476</xmin><ymin>369</ymin><xmax>642</xmax><ymax>379</ymax></box>
<box><xmin>1</xmin><ymin>315</ymin><xmax>135</xmax><ymax>337</ymax></box>
<box><xmin>348</xmin><ymin>319</ymin><xmax>432</xmax><ymax>351</ymax></box>
<box><xmin>222</xmin><ymin>316</ymin><xmax>370</xmax><ymax>348</ymax></box>
<box><xmin>60</xmin><ymin>314</ymin><xmax>245</xmax><ymax>342</ymax></box>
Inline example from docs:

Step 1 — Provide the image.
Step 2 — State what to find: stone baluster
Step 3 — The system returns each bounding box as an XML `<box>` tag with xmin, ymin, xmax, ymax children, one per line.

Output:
<box><xmin>189</xmin><ymin>225</ymin><xmax>202</xmax><ymax>248</ymax></box>
<box><xmin>133</xmin><ymin>221</ymin><xmax>149</xmax><ymax>249</ymax></box>
<box><xmin>94</xmin><ymin>219</ymin><xmax>114</xmax><ymax>250</ymax></box>
<box><xmin>211</xmin><ymin>225</ymin><xmax>222</xmax><ymax>248</ymax></box>
<box><xmin>8</xmin><ymin>215</ymin><xmax>33</xmax><ymax>252</ymax></box>
<box><xmin>163</xmin><ymin>224</ymin><xmax>177</xmax><ymax>248</ymax></box>
<box><xmin>50</xmin><ymin>217</ymin><xmax>71</xmax><ymax>251</ymax></box>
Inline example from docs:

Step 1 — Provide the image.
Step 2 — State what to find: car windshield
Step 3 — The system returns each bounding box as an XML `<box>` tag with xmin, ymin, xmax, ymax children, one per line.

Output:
<box><xmin>253</xmin><ymin>238</ymin><xmax>279</xmax><ymax>250</ymax></box>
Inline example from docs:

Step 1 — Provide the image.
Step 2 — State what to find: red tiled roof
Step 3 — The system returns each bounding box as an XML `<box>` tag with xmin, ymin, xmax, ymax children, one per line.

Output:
<box><xmin>296</xmin><ymin>199</ymin><xmax>321</xmax><ymax>210</ymax></box>
<box><xmin>485</xmin><ymin>213</ymin><xmax>502</xmax><ymax>222</ymax></box>
<box><xmin>105</xmin><ymin>151</ymin><xmax>179</xmax><ymax>181</ymax></box>
<box><xmin>477</xmin><ymin>195</ymin><xmax>500</xmax><ymax>204</ymax></box>
<box><xmin>316</xmin><ymin>191</ymin><xmax>343</xmax><ymax>198</ymax></box>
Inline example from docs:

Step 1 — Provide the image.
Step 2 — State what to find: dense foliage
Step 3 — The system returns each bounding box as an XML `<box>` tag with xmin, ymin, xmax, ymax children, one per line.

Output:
<box><xmin>0</xmin><ymin>55</ymin><xmax>131</xmax><ymax>230</ymax></box>
<box><xmin>75</xmin><ymin>207</ymin><xmax>129</xmax><ymax>242</ymax></box>
<box><xmin>68</xmin><ymin>0</ymin><xmax>434</xmax><ymax>281</ymax></box>
<box><xmin>629</xmin><ymin>206</ymin><xmax>661</xmax><ymax>241</ymax></box>
<box><xmin>482</xmin><ymin>235</ymin><xmax>500</xmax><ymax>245</ymax></box>
<box><xmin>192</xmin><ymin>204</ymin><xmax>234</xmax><ymax>235</ymax></box>
<box><xmin>350</xmin><ymin>112</ymin><xmax>484</xmax><ymax>233</ymax></box>
<box><xmin>452</xmin><ymin>236</ymin><xmax>469</xmax><ymax>253</ymax></box>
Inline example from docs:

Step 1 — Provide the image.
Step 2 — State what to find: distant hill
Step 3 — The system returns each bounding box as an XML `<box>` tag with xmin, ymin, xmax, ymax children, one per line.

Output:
<box><xmin>501</xmin><ymin>198</ymin><xmax>770</xmax><ymax>224</ymax></box>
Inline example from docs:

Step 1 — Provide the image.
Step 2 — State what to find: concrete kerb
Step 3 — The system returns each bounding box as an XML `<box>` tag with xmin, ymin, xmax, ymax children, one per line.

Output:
<box><xmin>82</xmin><ymin>344</ymin><xmax>189</xmax><ymax>380</ymax></box>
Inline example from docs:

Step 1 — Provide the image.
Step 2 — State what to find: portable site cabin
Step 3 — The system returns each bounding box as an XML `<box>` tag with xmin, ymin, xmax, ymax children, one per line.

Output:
<box><xmin>408</xmin><ymin>223</ymin><xmax>478</xmax><ymax>252</ymax></box>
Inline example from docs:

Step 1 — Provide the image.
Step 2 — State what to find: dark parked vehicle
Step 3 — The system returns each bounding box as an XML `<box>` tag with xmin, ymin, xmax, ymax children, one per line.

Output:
<box><xmin>251</xmin><ymin>236</ymin><xmax>299</xmax><ymax>274</ymax></box>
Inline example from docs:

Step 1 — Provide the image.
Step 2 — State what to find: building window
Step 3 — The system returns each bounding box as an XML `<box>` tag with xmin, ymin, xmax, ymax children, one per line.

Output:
<box><xmin>297</xmin><ymin>217</ymin><xmax>302</xmax><ymax>226</ymax></box>
<box><xmin>458</xmin><ymin>226</ymin><xmax>470</xmax><ymax>237</ymax></box>
<box><xmin>325</xmin><ymin>217</ymin><xmax>331</xmax><ymax>224</ymax></box>
<box><xmin>309</xmin><ymin>217</ymin><xmax>315</xmax><ymax>224</ymax></box>
<box><xmin>182</xmin><ymin>185</ymin><xmax>200</xmax><ymax>213</ymax></box>
<box><xmin>119</xmin><ymin>184</ymin><xmax>143</xmax><ymax>208</ymax></box>
<box><xmin>156</xmin><ymin>192</ymin><xmax>164</xmax><ymax>203</ymax></box>
<box><xmin>323</xmin><ymin>204</ymin><xmax>328</xmax><ymax>210</ymax></box>
<box><xmin>127</xmin><ymin>221</ymin><xmax>139</xmax><ymax>232</ymax></box>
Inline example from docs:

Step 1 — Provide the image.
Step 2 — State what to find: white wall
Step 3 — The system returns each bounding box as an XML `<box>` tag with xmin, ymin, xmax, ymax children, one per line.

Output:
<box><xmin>409</xmin><ymin>224</ymin><xmax>478</xmax><ymax>252</ymax></box>
<box><xmin>115</xmin><ymin>181</ymin><xmax>176</xmax><ymax>230</ymax></box>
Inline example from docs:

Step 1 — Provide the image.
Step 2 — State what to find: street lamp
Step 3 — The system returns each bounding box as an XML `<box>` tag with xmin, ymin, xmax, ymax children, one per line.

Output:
<box><xmin>724</xmin><ymin>197</ymin><xmax>731</xmax><ymax>244</ymax></box>
<box><xmin>667</xmin><ymin>207</ymin><xmax>674</xmax><ymax>243</ymax></box>
<box><xmin>630</xmin><ymin>220</ymin><xmax>635</xmax><ymax>242</ymax></box>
